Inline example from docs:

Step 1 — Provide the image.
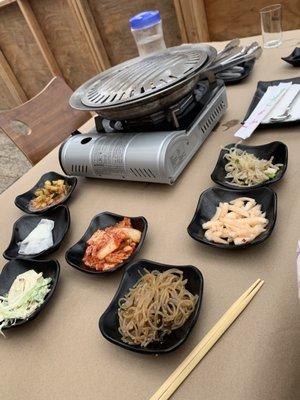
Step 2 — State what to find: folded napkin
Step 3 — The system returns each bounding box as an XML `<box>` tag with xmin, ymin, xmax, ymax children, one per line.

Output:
<box><xmin>234</xmin><ymin>82</ymin><xmax>292</xmax><ymax>139</ymax></box>
<box><xmin>282</xmin><ymin>48</ymin><xmax>300</xmax><ymax>67</ymax></box>
<box><xmin>244</xmin><ymin>76</ymin><xmax>300</xmax><ymax>121</ymax></box>
<box><xmin>262</xmin><ymin>84</ymin><xmax>300</xmax><ymax>123</ymax></box>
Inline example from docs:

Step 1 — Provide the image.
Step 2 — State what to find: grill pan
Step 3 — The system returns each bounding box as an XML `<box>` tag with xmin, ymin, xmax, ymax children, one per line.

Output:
<box><xmin>70</xmin><ymin>44</ymin><xmax>217</xmax><ymax>120</ymax></box>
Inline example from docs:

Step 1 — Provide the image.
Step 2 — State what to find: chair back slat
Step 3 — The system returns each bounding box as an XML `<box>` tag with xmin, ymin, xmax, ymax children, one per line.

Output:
<box><xmin>0</xmin><ymin>76</ymin><xmax>90</xmax><ymax>164</ymax></box>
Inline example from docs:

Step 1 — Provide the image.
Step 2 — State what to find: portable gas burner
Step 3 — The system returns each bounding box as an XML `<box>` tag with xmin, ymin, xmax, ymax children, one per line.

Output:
<box><xmin>59</xmin><ymin>45</ymin><xmax>228</xmax><ymax>184</ymax></box>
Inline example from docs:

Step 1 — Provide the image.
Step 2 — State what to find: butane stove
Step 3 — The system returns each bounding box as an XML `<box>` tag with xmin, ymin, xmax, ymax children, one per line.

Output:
<box><xmin>59</xmin><ymin>80</ymin><xmax>227</xmax><ymax>185</ymax></box>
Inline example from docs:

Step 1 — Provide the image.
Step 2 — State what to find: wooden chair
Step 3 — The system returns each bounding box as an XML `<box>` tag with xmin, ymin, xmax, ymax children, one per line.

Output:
<box><xmin>0</xmin><ymin>76</ymin><xmax>91</xmax><ymax>165</ymax></box>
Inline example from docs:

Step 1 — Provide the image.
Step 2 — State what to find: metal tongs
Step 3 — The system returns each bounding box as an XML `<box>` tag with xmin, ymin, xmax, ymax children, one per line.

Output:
<box><xmin>208</xmin><ymin>40</ymin><xmax>263</xmax><ymax>75</ymax></box>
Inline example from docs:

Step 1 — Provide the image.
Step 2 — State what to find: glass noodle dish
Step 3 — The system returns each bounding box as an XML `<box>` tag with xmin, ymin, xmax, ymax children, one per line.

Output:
<box><xmin>223</xmin><ymin>145</ymin><xmax>283</xmax><ymax>186</ymax></box>
<box><xmin>118</xmin><ymin>269</ymin><xmax>198</xmax><ymax>347</ymax></box>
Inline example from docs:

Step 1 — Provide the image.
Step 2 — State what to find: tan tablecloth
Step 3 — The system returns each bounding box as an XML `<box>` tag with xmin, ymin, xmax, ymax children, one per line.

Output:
<box><xmin>1</xmin><ymin>31</ymin><xmax>300</xmax><ymax>400</ymax></box>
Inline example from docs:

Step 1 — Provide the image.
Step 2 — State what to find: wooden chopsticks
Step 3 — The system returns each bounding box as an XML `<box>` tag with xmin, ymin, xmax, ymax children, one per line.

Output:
<box><xmin>149</xmin><ymin>279</ymin><xmax>264</xmax><ymax>400</ymax></box>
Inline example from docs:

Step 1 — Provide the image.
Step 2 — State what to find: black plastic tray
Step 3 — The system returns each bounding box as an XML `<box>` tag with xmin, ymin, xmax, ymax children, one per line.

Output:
<box><xmin>65</xmin><ymin>212</ymin><xmax>148</xmax><ymax>274</ymax></box>
<box><xmin>0</xmin><ymin>258</ymin><xmax>60</xmax><ymax>331</ymax></box>
<box><xmin>99</xmin><ymin>259</ymin><xmax>203</xmax><ymax>354</ymax></box>
<box><xmin>244</xmin><ymin>76</ymin><xmax>300</xmax><ymax>126</ymax></box>
<box><xmin>187</xmin><ymin>186</ymin><xmax>277</xmax><ymax>249</ymax></box>
<box><xmin>211</xmin><ymin>141</ymin><xmax>288</xmax><ymax>190</ymax></box>
<box><xmin>217</xmin><ymin>60</ymin><xmax>255</xmax><ymax>85</ymax></box>
<box><xmin>3</xmin><ymin>205</ymin><xmax>70</xmax><ymax>260</ymax></box>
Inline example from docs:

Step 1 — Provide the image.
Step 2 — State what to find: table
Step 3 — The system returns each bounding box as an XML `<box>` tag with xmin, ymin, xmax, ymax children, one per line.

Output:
<box><xmin>1</xmin><ymin>31</ymin><xmax>300</xmax><ymax>400</ymax></box>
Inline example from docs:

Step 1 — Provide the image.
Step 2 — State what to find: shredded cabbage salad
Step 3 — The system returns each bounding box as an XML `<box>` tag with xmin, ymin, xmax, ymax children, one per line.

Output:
<box><xmin>0</xmin><ymin>270</ymin><xmax>52</xmax><ymax>336</ymax></box>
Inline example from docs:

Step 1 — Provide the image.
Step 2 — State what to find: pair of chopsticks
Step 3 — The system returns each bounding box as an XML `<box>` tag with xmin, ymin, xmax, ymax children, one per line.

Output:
<box><xmin>149</xmin><ymin>278</ymin><xmax>264</xmax><ymax>400</ymax></box>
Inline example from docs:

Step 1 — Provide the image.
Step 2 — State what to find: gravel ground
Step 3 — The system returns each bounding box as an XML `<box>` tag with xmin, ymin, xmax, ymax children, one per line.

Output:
<box><xmin>0</xmin><ymin>131</ymin><xmax>31</xmax><ymax>194</ymax></box>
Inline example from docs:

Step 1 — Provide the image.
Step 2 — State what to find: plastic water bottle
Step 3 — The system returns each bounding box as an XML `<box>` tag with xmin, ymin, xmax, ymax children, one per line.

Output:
<box><xmin>130</xmin><ymin>10</ymin><xmax>166</xmax><ymax>57</ymax></box>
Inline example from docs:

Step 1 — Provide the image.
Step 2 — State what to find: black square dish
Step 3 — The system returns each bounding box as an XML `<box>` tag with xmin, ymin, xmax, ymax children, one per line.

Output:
<box><xmin>187</xmin><ymin>186</ymin><xmax>277</xmax><ymax>249</ymax></box>
<box><xmin>65</xmin><ymin>212</ymin><xmax>148</xmax><ymax>274</ymax></box>
<box><xmin>211</xmin><ymin>141</ymin><xmax>288</xmax><ymax>190</ymax></box>
<box><xmin>3</xmin><ymin>205</ymin><xmax>70</xmax><ymax>260</ymax></box>
<box><xmin>0</xmin><ymin>258</ymin><xmax>60</xmax><ymax>331</ymax></box>
<box><xmin>216</xmin><ymin>59</ymin><xmax>255</xmax><ymax>85</ymax></box>
<box><xmin>15</xmin><ymin>171</ymin><xmax>77</xmax><ymax>214</ymax></box>
<box><xmin>244</xmin><ymin>77</ymin><xmax>300</xmax><ymax>126</ymax></box>
<box><xmin>99</xmin><ymin>259</ymin><xmax>203</xmax><ymax>354</ymax></box>
<box><xmin>282</xmin><ymin>48</ymin><xmax>300</xmax><ymax>67</ymax></box>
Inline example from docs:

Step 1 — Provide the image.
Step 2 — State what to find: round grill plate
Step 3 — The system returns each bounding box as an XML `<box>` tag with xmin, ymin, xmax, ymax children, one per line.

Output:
<box><xmin>81</xmin><ymin>45</ymin><xmax>208</xmax><ymax>108</ymax></box>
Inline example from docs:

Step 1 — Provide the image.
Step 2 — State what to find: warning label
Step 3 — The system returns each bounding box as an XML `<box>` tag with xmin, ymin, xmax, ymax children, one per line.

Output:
<box><xmin>91</xmin><ymin>135</ymin><xmax>134</xmax><ymax>176</ymax></box>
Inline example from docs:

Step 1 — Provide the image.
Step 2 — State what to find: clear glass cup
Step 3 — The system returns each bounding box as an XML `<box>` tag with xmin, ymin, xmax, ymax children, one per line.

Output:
<box><xmin>260</xmin><ymin>4</ymin><xmax>282</xmax><ymax>48</ymax></box>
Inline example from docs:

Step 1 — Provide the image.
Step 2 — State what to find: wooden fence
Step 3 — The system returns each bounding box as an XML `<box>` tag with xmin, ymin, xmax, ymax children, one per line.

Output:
<box><xmin>0</xmin><ymin>0</ymin><xmax>299</xmax><ymax>110</ymax></box>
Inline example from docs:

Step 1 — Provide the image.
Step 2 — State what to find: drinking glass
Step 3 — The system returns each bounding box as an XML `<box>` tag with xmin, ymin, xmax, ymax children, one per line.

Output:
<box><xmin>260</xmin><ymin>4</ymin><xmax>282</xmax><ymax>48</ymax></box>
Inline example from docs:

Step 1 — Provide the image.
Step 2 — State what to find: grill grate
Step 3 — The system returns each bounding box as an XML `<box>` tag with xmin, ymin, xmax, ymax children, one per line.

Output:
<box><xmin>81</xmin><ymin>46</ymin><xmax>208</xmax><ymax>108</ymax></box>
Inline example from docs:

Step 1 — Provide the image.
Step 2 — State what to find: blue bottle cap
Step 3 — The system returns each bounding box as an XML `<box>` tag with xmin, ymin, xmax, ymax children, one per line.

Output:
<box><xmin>130</xmin><ymin>10</ymin><xmax>161</xmax><ymax>30</ymax></box>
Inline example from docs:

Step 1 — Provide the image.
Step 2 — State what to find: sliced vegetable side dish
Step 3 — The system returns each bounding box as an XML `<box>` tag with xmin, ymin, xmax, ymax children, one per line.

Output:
<box><xmin>0</xmin><ymin>270</ymin><xmax>52</xmax><ymax>334</ymax></box>
<box><xmin>18</xmin><ymin>219</ymin><xmax>54</xmax><ymax>255</ymax></box>
<box><xmin>29</xmin><ymin>179</ymin><xmax>70</xmax><ymax>211</ymax></box>
<box><xmin>202</xmin><ymin>197</ymin><xmax>268</xmax><ymax>245</ymax></box>
<box><xmin>83</xmin><ymin>217</ymin><xmax>142</xmax><ymax>271</ymax></box>
<box><xmin>224</xmin><ymin>145</ymin><xmax>283</xmax><ymax>186</ymax></box>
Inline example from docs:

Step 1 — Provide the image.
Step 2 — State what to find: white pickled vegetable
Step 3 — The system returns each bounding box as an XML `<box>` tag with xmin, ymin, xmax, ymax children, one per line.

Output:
<box><xmin>18</xmin><ymin>219</ymin><xmax>54</xmax><ymax>255</ymax></box>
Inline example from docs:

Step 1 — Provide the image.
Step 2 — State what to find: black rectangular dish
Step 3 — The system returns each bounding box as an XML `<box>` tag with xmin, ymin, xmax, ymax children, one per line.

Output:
<box><xmin>216</xmin><ymin>59</ymin><xmax>255</xmax><ymax>85</ymax></box>
<box><xmin>244</xmin><ymin>76</ymin><xmax>300</xmax><ymax>126</ymax></box>
<box><xmin>187</xmin><ymin>186</ymin><xmax>277</xmax><ymax>249</ymax></box>
<box><xmin>99</xmin><ymin>259</ymin><xmax>203</xmax><ymax>354</ymax></box>
<box><xmin>211</xmin><ymin>141</ymin><xmax>288</xmax><ymax>190</ymax></box>
<box><xmin>0</xmin><ymin>258</ymin><xmax>60</xmax><ymax>331</ymax></box>
<box><xmin>65</xmin><ymin>212</ymin><xmax>148</xmax><ymax>274</ymax></box>
<box><xmin>3</xmin><ymin>205</ymin><xmax>70</xmax><ymax>260</ymax></box>
<box><xmin>15</xmin><ymin>171</ymin><xmax>77</xmax><ymax>214</ymax></box>
<box><xmin>282</xmin><ymin>48</ymin><xmax>300</xmax><ymax>67</ymax></box>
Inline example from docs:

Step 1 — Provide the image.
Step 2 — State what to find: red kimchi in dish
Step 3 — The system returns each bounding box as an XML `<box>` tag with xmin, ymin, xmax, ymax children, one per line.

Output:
<box><xmin>83</xmin><ymin>218</ymin><xmax>141</xmax><ymax>271</ymax></box>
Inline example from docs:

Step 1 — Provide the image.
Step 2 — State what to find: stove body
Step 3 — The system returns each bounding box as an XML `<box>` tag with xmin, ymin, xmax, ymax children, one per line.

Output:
<box><xmin>59</xmin><ymin>82</ymin><xmax>227</xmax><ymax>184</ymax></box>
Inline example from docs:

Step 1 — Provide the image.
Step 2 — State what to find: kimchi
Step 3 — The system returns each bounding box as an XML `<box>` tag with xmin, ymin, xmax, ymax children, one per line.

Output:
<box><xmin>83</xmin><ymin>217</ymin><xmax>141</xmax><ymax>271</ymax></box>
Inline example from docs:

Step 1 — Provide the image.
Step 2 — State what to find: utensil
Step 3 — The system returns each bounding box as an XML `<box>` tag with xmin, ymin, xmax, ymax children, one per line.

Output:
<box><xmin>230</xmin><ymin>66</ymin><xmax>245</xmax><ymax>72</ymax></box>
<box><xmin>244</xmin><ymin>41</ymin><xmax>260</xmax><ymax>54</ymax></box>
<box><xmin>215</xmin><ymin>46</ymin><xmax>246</xmax><ymax>66</ymax></box>
<box><xmin>220</xmin><ymin>46</ymin><xmax>261</xmax><ymax>67</ymax></box>
<box><xmin>209</xmin><ymin>44</ymin><xmax>262</xmax><ymax>76</ymax></box>
<box><xmin>216</xmin><ymin>47</ymin><xmax>245</xmax><ymax>65</ymax></box>
<box><xmin>217</xmin><ymin>72</ymin><xmax>242</xmax><ymax>79</ymax></box>
<box><xmin>270</xmin><ymin>89</ymin><xmax>300</xmax><ymax>121</ymax></box>
<box><xmin>260</xmin><ymin>4</ymin><xmax>282</xmax><ymax>48</ymax></box>
<box><xmin>216</xmin><ymin>42</ymin><xmax>259</xmax><ymax>67</ymax></box>
<box><xmin>216</xmin><ymin>38</ymin><xmax>240</xmax><ymax>60</ymax></box>
<box><xmin>149</xmin><ymin>279</ymin><xmax>264</xmax><ymax>400</ymax></box>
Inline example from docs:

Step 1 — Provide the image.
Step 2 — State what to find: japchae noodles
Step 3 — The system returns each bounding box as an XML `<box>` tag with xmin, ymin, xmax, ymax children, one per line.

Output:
<box><xmin>118</xmin><ymin>269</ymin><xmax>198</xmax><ymax>347</ymax></box>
